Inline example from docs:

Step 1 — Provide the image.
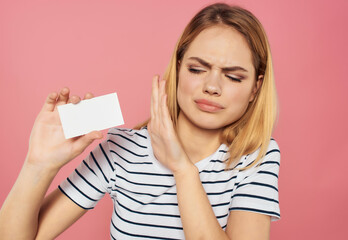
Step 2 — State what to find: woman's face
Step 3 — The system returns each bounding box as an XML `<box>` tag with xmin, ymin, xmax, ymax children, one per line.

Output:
<box><xmin>177</xmin><ymin>25</ymin><xmax>261</xmax><ymax>130</ymax></box>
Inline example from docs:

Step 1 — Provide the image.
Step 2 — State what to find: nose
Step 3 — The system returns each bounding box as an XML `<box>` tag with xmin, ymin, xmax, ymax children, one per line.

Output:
<box><xmin>202</xmin><ymin>71</ymin><xmax>222</xmax><ymax>96</ymax></box>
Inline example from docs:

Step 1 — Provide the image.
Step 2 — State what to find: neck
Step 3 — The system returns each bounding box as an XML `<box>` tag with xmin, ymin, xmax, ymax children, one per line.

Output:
<box><xmin>176</xmin><ymin>112</ymin><xmax>222</xmax><ymax>164</ymax></box>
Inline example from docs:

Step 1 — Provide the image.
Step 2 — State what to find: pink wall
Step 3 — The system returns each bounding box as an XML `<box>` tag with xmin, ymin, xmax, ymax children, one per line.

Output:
<box><xmin>1</xmin><ymin>0</ymin><xmax>347</xmax><ymax>239</ymax></box>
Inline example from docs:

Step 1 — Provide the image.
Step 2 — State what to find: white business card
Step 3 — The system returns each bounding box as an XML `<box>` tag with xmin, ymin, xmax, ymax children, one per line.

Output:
<box><xmin>57</xmin><ymin>92</ymin><xmax>124</xmax><ymax>139</ymax></box>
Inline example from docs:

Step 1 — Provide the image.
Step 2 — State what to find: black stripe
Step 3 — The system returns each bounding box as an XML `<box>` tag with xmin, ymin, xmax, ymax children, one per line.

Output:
<box><xmin>117</xmin><ymin>199</ymin><xmax>180</xmax><ymax>218</ymax></box>
<box><xmin>110</xmin><ymin>150</ymin><xmax>153</xmax><ymax>165</ymax></box>
<box><xmin>229</xmin><ymin>207</ymin><xmax>280</xmax><ymax>218</ymax></box>
<box><xmin>82</xmin><ymin>160</ymin><xmax>96</xmax><ymax>175</ymax></box>
<box><xmin>219</xmin><ymin>150</ymin><xmax>228</xmax><ymax>153</ymax></box>
<box><xmin>108</xmin><ymin>133</ymin><xmax>147</xmax><ymax>148</ymax></box>
<box><xmin>210</xmin><ymin>158</ymin><xmax>230</xmax><ymax>163</ymax></box>
<box><xmin>116</xmin><ymin>174</ymin><xmax>175</xmax><ymax>188</ymax></box>
<box><xmin>58</xmin><ymin>186</ymin><xmax>93</xmax><ymax>210</ymax></box>
<box><xmin>114</xmin><ymin>207</ymin><xmax>183</xmax><ymax>230</ymax></box>
<box><xmin>214</xmin><ymin>160</ymin><xmax>244</xmax><ymax>171</ymax></box>
<box><xmin>115</xmin><ymin>128</ymin><xmax>133</xmax><ymax>132</ymax></box>
<box><xmin>231</xmin><ymin>161</ymin><xmax>243</xmax><ymax>169</ymax></box>
<box><xmin>115</xmin><ymin>161</ymin><xmax>173</xmax><ymax>177</ymax></box>
<box><xmin>266</xmin><ymin>149</ymin><xmax>280</xmax><ymax>156</ymax></box>
<box><xmin>236</xmin><ymin>181</ymin><xmax>278</xmax><ymax>192</ymax></box>
<box><xmin>75</xmin><ymin>169</ymin><xmax>105</xmax><ymax>194</ymax></box>
<box><xmin>67</xmin><ymin>178</ymin><xmax>97</xmax><ymax>201</ymax></box>
<box><xmin>99</xmin><ymin>143</ymin><xmax>115</xmax><ymax>171</ymax></box>
<box><xmin>200</xmin><ymin>169</ymin><xmax>226</xmax><ymax>173</ymax></box>
<box><xmin>260</xmin><ymin>161</ymin><xmax>280</xmax><ymax>167</ymax></box>
<box><xmin>111</xmin><ymin>219</ymin><xmax>181</xmax><ymax>240</ymax></box>
<box><xmin>135</xmin><ymin>132</ymin><xmax>147</xmax><ymax>139</ymax></box>
<box><xmin>108</xmin><ymin>139</ymin><xmax>148</xmax><ymax>157</ymax></box>
<box><xmin>90</xmin><ymin>152</ymin><xmax>109</xmax><ymax>184</ymax></box>
<box><xmin>207</xmin><ymin>188</ymin><xmax>234</xmax><ymax>196</ymax></box>
<box><xmin>200</xmin><ymin>165</ymin><xmax>238</xmax><ymax>173</ymax></box>
<box><xmin>258</xmin><ymin>170</ymin><xmax>278</xmax><ymax>178</ymax></box>
<box><xmin>211</xmin><ymin>201</ymin><xmax>230</xmax><ymax>207</ymax></box>
<box><xmin>232</xmin><ymin>193</ymin><xmax>279</xmax><ymax>204</ymax></box>
<box><xmin>245</xmin><ymin>148</ymin><xmax>280</xmax><ymax>168</ymax></box>
<box><xmin>210</xmin><ymin>159</ymin><xmax>225</xmax><ymax>163</ymax></box>
<box><xmin>202</xmin><ymin>175</ymin><xmax>237</xmax><ymax>184</ymax></box>
<box><xmin>117</xmin><ymin>197</ymin><xmax>227</xmax><ymax>220</ymax></box>
<box><xmin>115</xmin><ymin>189</ymin><xmax>178</xmax><ymax>206</ymax></box>
<box><xmin>114</xmin><ymin>185</ymin><xmax>176</xmax><ymax>198</ymax></box>
<box><xmin>217</xmin><ymin>213</ymin><xmax>228</xmax><ymax>219</ymax></box>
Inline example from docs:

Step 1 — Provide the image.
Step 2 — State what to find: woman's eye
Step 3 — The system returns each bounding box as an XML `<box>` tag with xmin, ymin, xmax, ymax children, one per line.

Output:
<box><xmin>226</xmin><ymin>75</ymin><xmax>242</xmax><ymax>82</ymax></box>
<box><xmin>188</xmin><ymin>68</ymin><xmax>203</xmax><ymax>74</ymax></box>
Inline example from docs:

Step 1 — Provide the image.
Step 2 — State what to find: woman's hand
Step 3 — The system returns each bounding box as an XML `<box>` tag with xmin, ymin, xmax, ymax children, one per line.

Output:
<box><xmin>147</xmin><ymin>75</ymin><xmax>193</xmax><ymax>174</ymax></box>
<box><xmin>26</xmin><ymin>88</ymin><xmax>103</xmax><ymax>171</ymax></box>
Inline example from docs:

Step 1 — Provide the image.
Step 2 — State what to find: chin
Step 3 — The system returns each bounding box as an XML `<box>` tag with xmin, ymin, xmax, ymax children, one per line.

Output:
<box><xmin>186</xmin><ymin>112</ymin><xmax>228</xmax><ymax>130</ymax></box>
<box><xmin>195</xmin><ymin>121</ymin><xmax>228</xmax><ymax>131</ymax></box>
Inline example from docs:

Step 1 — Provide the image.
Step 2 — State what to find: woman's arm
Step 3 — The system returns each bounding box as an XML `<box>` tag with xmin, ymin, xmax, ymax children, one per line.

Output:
<box><xmin>173</xmin><ymin>165</ymin><xmax>230</xmax><ymax>239</ymax></box>
<box><xmin>0</xmin><ymin>89</ymin><xmax>102</xmax><ymax>239</ymax></box>
<box><xmin>174</xmin><ymin>165</ymin><xmax>271</xmax><ymax>240</ymax></box>
<box><xmin>0</xmin><ymin>162</ymin><xmax>88</xmax><ymax>239</ymax></box>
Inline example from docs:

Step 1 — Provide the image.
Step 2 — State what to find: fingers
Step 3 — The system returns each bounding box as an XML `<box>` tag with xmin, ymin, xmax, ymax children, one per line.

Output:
<box><xmin>73</xmin><ymin>131</ymin><xmax>103</xmax><ymax>154</ymax></box>
<box><xmin>158</xmin><ymin>78</ymin><xmax>166</xmax><ymax>125</ymax></box>
<box><xmin>42</xmin><ymin>88</ymin><xmax>95</xmax><ymax>113</ymax></box>
<box><xmin>56</xmin><ymin>87</ymin><xmax>70</xmax><ymax>106</ymax></box>
<box><xmin>42</xmin><ymin>92</ymin><xmax>58</xmax><ymax>112</ymax></box>
<box><xmin>66</xmin><ymin>92</ymin><xmax>94</xmax><ymax>104</ymax></box>
<box><xmin>67</xmin><ymin>95</ymin><xmax>81</xmax><ymax>104</ymax></box>
<box><xmin>151</xmin><ymin>75</ymin><xmax>159</xmax><ymax>120</ymax></box>
<box><xmin>161</xmin><ymin>93</ymin><xmax>171</xmax><ymax>128</ymax></box>
<box><xmin>83</xmin><ymin>92</ymin><xmax>94</xmax><ymax>100</ymax></box>
<box><xmin>150</xmin><ymin>74</ymin><xmax>172</xmax><ymax>137</ymax></box>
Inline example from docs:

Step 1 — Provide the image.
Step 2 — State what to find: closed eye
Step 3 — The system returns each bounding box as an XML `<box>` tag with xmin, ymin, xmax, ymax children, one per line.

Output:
<box><xmin>188</xmin><ymin>68</ymin><xmax>204</xmax><ymax>74</ymax></box>
<box><xmin>226</xmin><ymin>75</ymin><xmax>242</xmax><ymax>82</ymax></box>
<box><xmin>189</xmin><ymin>67</ymin><xmax>242</xmax><ymax>82</ymax></box>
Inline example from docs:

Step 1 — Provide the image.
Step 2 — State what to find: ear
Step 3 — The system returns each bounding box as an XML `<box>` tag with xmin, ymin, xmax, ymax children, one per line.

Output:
<box><xmin>177</xmin><ymin>59</ymin><xmax>182</xmax><ymax>72</ymax></box>
<box><xmin>249</xmin><ymin>75</ymin><xmax>263</xmax><ymax>102</ymax></box>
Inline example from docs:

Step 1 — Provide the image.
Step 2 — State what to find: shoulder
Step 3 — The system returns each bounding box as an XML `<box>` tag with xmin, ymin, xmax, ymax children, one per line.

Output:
<box><xmin>240</xmin><ymin>138</ymin><xmax>280</xmax><ymax>170</ymax></box>
<box><xmin>106</xmin><ymin>127</ymin><xmax>150</xmax><ymax>150</ymax></box>
<box><xmin>107</xmin><ymin>127</ymin><xmax>149</xmax><ymax>139</ymax></box>
<box><xmin>263</xmin><ymin>138</ymin><xmax>280</xmax><ymax>162</ymax></box>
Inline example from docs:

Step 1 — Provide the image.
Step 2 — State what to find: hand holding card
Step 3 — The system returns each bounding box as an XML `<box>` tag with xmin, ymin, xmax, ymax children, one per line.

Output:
<box><xmin>57</xmin><ymin>93</ymin><xmax>124</xmax><ymax>139</ymax></box>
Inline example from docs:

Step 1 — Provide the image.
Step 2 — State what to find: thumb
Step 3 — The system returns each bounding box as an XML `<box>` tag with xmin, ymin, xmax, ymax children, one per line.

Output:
<box><xmin>73</xmin><ymin>131</ymin><xmax>103</xmax><ymax>154</ymax></box>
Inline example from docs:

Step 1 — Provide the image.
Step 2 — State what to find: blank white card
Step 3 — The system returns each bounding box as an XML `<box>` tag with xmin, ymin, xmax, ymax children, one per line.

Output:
<box><xmin>57</xmin><ymin>92</ymin><xmax>124</xmax><ymax>139</ymax></box>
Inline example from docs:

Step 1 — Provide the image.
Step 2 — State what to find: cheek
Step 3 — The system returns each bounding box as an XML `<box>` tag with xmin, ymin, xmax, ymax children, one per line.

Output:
<box><xmin>177</xmin><ymin>71</ymin><xmax>201</xmax><ymax>100</ymax></box>
<box><xmin>224</xmin><ymin>85</ymin><xmax>253</xmax><ymax>112</ymax></box>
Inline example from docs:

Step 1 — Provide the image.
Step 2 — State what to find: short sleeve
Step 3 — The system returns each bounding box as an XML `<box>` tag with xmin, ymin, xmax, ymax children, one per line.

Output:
<box><xmin>59</xmin><ymin>137</ymin><xmax>115</xmax><ymax>210</ymax></box>
<box><xmin>229</xmin><ymin>140</ymin><xmax>281</xmax><ymax>221</ymax></box>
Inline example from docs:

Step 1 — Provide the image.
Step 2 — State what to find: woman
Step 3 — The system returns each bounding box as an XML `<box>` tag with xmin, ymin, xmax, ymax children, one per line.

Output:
<box><xmin>0</xmin><ymin>3</ymin><xmax>280</xmax><ymax>239</ymax></box>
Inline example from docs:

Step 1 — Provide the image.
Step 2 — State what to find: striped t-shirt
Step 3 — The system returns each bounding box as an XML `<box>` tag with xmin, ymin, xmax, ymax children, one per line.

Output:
<box><xmin>59</xmin><ymin>127</ymin><xmax>280</xmax><ymax>239</ymax></box>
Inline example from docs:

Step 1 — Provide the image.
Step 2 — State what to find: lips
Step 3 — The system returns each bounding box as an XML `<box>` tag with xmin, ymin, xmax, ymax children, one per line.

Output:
<box><xmin>194</xmin><ymin>99</ymin><xmax>224</xmax><ymax>112</ymax></box>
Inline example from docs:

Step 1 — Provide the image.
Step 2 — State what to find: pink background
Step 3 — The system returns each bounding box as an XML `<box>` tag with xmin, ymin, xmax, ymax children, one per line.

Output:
<box><xmin>1</xmin><ymin>0</ymin><xmax>347</xmax><ymax>239</ymax></box>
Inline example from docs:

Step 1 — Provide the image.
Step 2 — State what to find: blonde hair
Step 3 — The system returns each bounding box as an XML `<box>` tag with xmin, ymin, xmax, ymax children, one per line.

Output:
<box><xmin>135</xmin><ymin>3</ymin><xmax>278</xmax><ymax>170</ymax></box>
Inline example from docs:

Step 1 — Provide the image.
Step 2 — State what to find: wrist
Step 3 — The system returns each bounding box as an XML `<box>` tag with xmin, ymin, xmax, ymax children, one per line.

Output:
<box><xmin>173</xmin><ymin>161</ymin><xmax>199</xmax><ymax>179</ymax></box>
<box><xmin>24</xmin><ymin>156</ymin><xmax>61</xmax><ymax>176</ymax></box>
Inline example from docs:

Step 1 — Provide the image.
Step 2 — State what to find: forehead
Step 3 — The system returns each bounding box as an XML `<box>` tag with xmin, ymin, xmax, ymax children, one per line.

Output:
<box><xmin>183</xmin><ymin>26</ymin><xmax>254</xmax><ymax>71</ymax></box>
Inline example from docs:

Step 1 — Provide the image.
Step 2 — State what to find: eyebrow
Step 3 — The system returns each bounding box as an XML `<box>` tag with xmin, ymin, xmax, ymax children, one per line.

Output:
<box><xmin>188</xmin><ymin>57</ymin><xmax>248</xmax><ymax>72</ymax></box>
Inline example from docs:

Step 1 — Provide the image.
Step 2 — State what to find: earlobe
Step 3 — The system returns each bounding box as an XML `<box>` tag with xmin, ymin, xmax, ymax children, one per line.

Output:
<box><xmin>249</xmin><ymin>75</ymin><xmax>263</xmax><ymax>102</ymax></box>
